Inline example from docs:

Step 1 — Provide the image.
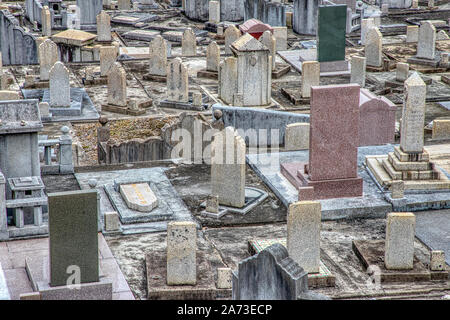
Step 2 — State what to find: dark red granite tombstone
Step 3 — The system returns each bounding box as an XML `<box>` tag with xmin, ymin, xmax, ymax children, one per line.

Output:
<box><xmin>359</xmin><ymin>89</ymin><xmax>396</xmax><ymax>146</ymax></box>
<box><xmin>281</xmin><ymin>84</ymin><xmax>363</xmax><ymax>200</ymax></box>
<box><xmin>239</xmin><ymin>19</ymin><xmax>273</xmax><ymax>40</ymax></box>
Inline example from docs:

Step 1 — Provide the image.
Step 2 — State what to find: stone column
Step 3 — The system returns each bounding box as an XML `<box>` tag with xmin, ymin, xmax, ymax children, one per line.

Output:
<box><xmin>385</xmin><ymin>212</ymin><xmax>415</xmax><ymax>270</ymax></box>
<box><xmin>59</xmin><ymin>126</ymin><xmax>74</xmax><ymax>174</ymax></box>
<box><xmin>167</xmin><ymin>221</ymin><xmax>197</xmax><ymax>285</ymax></box>
<box><xmin>287</xmin><ymin>201</ymin><xmax>321</xmax><ymax>273</ymax></box>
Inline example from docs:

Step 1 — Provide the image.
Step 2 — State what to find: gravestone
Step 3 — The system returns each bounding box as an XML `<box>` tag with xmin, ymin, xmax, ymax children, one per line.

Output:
<box><xmin>416</xmin><ymin>21</ymin><xmax>436</xmax><ymax>60</ymax></box>
<box><xmin>39</xmin><ymin>39</ymin><xmax>58</xmax><ymax>81</ymax></box>
<box><xmin>287</xmin><ymin>201</ymin><xmax>321</xmax><ymax>273</ymax></box>
<box><xmin>100</xmin><ymin>46</ymin><xmax>117</xmax><ymax>77</ymax></box>
<box><xmin>48</xmin><ymin>190</ymin><xmax>99</xmax><ymax>287</ymax></box>
<box><xmin>293</xmin><ymin>0</ymin><xmax>319</xmax><ymax>35</ymax></box>
<box><xmin>41</xmin><ymin>6</ymin><xmax>51</xmax><ymax>37</ymax></box>
<box><xmin>167</xmin><ymin>221</ymin><xmax>197</xmax><ymax>285</ymax></box>
<box><xmin>301</xmin><ymin>61</ymin><xmax>320</xmax><ymax>98</ymax></box>
<box><xmin>67</xmin><ymin>5</ymin><xmax>81</xmax><ymax>30</ymax></box>
<box><xmin>350</xmin><ymin>56</ymin><xmax>366</xmax><ymax>87</ymax></box>
<box><xmin>209</xmin><ymin>1</ymin><xmax>220</xmax><ymax>24</ymax></box>
<box><xmin>232</xmin><ymin>243</ymin><xmax>308</xmax><ymax>300</ymax></box>
<box><xmin>400</xmin><ymin>72</ymin><xmax>426</xmax><ymax>153</ymax></box>
<box><xmin>224</xmin><ymin>26</ymin><xmax>241</xmax><ymax>55</ymax></box>
<box><xmin>219</xmin><ymin>57</ymin><xmax>238</xmax><ymax>104</ymax></box>
<box><xmin>211</xmin><ymin>127</ymin><xmax>246</xmax><ymax>208</ymax></box>
<box><xmin>360</xmin><ymin>18</ymin><xmax>375</xmax><ymax>45</ymax></box>
<box><xmin>118</xmin><ymin>0</ymin><xmax>131</xmax><ymax>10</ymax></box>
<box><xmin>97</xmin><ymin>11</ymin><xmax>111</xmax><ymax>42</ymax></box>
<box><xmin>166</xmin><ymin>58</ymin><xmax>188</xmax><ymax>102</ymax></box>
<box><xmin>406</xmin><ymin>25</ymin><xmax>418</xmax><ymax>43</ymax></box>
<box><xmin>107</xmin><ymin>62</ymin><xmax>127</xmax><ymax>107</ymax></box>
<box><xmin>149</xmin><ymin>35</ymin><xmax>167</xmax><ymax>76</ymax></box>
<box><xmin>432</xmin><ymin>119</ymin><xmax>450</xmax><ymax>140</ymax></box>
<box><xmin>281</xmin><ymin>84</ymin><xmax>363</xmax><ymax>200</ymax></box>
<box><xmin>260</xmin><ymin>30</ymin><xmax>276</xmax><ymax>70</ymax></box>
<box><xmin>365</xmin><ymin>26</ymin><xmax>383</xmax><ymax>67</ymax></box>
<box><xmin>206</xmin><ymin>41</ymin><xmax>220</xmax><ymax>72</ymax></box>
<box><xmin>317</xmin><ymin>4</ymin><xmax>347</xmax><ymax>63</ymax></box>
<box><xmin>49</xmin><ymin>62</ymin><xmax>70</xmax><ymax>107</ymax></box>
<box><xmin>285</xmin><ymin>123</ymin><xmax>310</xmax><ymax>151</ymax></box>
<box><xmin>244</xmin><ymin>0</ymin><xmax>286</xmax><ymax>27</ymax></box>
<box><xmin>182</xmin><ymin>28</ymin><xmax>197</xmax><ymax>56</ymax></box>
<box><xmin>273</xmin><ymin>26</ymin><xmax>287</xmax><ymax>51</ymax></box>
<box><xmin>396</xmin><ymin>62</ymin><xmax>409</xmax><ymax>82</ymax></box>
<box><xmin>77</xmin><ymin>0</ymin><xmax>102</xmax><ymax>27</ymax></box>
<box><xmin>385</xmin><ymin>212</ymin><xmax>415</xmax><ymax>270</ymax></box>
<box><xmin>119</xmin><ymin>183</ymin><xmax>158</xmax><ymax>212</ymax></box>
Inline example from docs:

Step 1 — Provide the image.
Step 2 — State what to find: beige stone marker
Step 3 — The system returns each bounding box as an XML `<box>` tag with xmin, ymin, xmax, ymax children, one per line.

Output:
<box><xmin>224</xmin><ymin>25</ymin><xmax>241</xmax><ymax>55</ymax></box>
<box><xmin>260</xmin><ymin>30</ymin><xmax>276</xmax><ymax>70</ymax></box>
<box><xmin>365</xmin><ymin>26</ymin><xmax>383</xmax><ymax>67</ymax></box>
<box><xmin>107</xmin><ymin>62</ymin><xmax>127</xmax><ymax>106</ymax></box>
<box><xmin>417</xmin><ymin>21</ymin><xmax>436</xmax><ymax>60</ymax></box>
<box><xmin>120</xmin><ymin>183</ymin><xmax>158</xmax><ymax>212</ymax></box>
<box><xmin>167</xmin><ymin>221</ymin><xmax>197</xmax><ymax>285</ymax></box>
<box><xmin>100</xmin><ymin>46</ymin><xmax>118</xmax><ymax>77</ymax></box>
<box><xmin>166</xmin><ymin>58</ymin><xmax>188</xmax><ymax>102</ymax></box>
<box><xmin>211</xmin><ymin>127</ymin><xmax>246</xmax><ymax>208</ymax></box>
<box><xmin>285</xmin><ymin>123</ymin><xmax>309</xmax><ymax>151</ymax></box>
<box><xmin>432</xmin><ymin>119</ymin><xmax>450</xmax><ymax>140</ymax></box>
<box><xmin>396</xmin><ymin>62</ymin><xmax>409</xmax><ymax>82</ymax></box>
<box><xmin>400</xmin><ymin>72</ymin><xmax>426</xmax><ymax>153</ymax></box>
<box><xmin>350</xmin><ymin>56</ymin><xmax>366</xmax><ymax>87</ymax></box>
<box><xmin>39</xmin><ymin>39</ymin><xmax>58</xmax><ymax>81</ymax></box>
<box><xmin>216</xmin><ymin>268</ymin><xmax>232</xmax><ymax>289</ymax></box>
<box><xmin>390</xmin><ymin>180</ymin><xmax>405</xmax><ymax>199</ymax></box>
<box><xmin>206</xmin><ymin>41</ymin><xmax>220</xmax><ymax>72</ymax></box>
<box><xmin>430</xmin><ymin>251</ymin><xmax>446</xmax><ymax>271</ymax></box>
<box><xmin>385</xmin><ymin>212</ymin><xmax>416</xmax><ymax>270</ymax></box>
<box><xmin>97</xmin><ymin>11</ymin><xmax>111</xmax><ymax>42</ymax></box>
<box><xmin>149</xmin><ymin>35</ymin><xmax>167</xmax><ymax>76</ymax></box>
<box><xmin>41</xmin><ymin>6</ymin><xmax>51</xmax><ymax>37</ymax></box>
<box><xmin>287</xmin><ymin>201</ymin><xmax>321</xmax><ymax>273</ymax></box>
<box><xmin>182</xmin><ymin>28</ymin><xmax>197</xmax><ymax>56</ymax></box>
<box><xmin>301</xmin><ymin>61</ymin><xmax>319</xmax><ymax>98</ymax></box>
<box><xmin>406</xmin><ymin>25</ymin><xmax>419</xmax><ymax>43</ymax></box>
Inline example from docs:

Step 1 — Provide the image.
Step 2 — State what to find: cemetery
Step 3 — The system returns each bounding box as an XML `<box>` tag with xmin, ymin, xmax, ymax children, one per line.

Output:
<box><xmin>0</xmin><ymin>0</ymin><xmax>449</xmax><ymax>302</ymax></box>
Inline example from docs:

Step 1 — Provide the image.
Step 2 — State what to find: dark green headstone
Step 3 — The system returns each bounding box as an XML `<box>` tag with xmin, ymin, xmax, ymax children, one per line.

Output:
<box><xmin>317</xmin><ymin>4</ymin><xmax>347</xmax><ymax>62</ymax></box>
<box><xmin>49</xmin><ymin>190</ymin><xmax>99</xmax><ymax>287</ymax></box>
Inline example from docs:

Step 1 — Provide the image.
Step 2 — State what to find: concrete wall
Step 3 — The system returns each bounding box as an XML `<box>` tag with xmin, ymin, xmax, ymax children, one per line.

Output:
<box><xmin>212</xmin><ymin>104</ymin><xmax>310</xmax><ymax>147</ymax></box>
<box><xmin>244</xmin><ymin>0</ymin><xmax>286</xmax><ymax>27</ymax></box>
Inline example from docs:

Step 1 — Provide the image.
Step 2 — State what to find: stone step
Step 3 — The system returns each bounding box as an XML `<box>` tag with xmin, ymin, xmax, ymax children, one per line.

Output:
<box><xmin>394</xmin><ymin>146</ymin><xmax>429</xmax><ymax>162</ymax></box>
<box><xmin>388</xmin><ymin>152</ymin><xmax>431</xmax><ymax>171</ymax></box>
<box><xmin>366</xmin><ymin>156</ymin><xmax>392</xmax><ymax>187</ymax></box>
<box><xmin>382</xmin><ymin>158</ymin><xmax>402</xmax><ymax>180</ymax></box>
<box><xmin>403</xmin><ymin>179</ymin><xmax>450</xmax><ymax>190</ymax></box>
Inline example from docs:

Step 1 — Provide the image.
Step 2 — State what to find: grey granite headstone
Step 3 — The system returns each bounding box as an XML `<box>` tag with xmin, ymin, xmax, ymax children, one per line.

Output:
<box><xmin>232</xmin><ymin>243</ymin><xmax>308</xmax><ymax>300</ymax></box>
<box><xmin>48</xmin><ymin>190</ymin><xmax>99</xmax><ymax>287</ymax></box>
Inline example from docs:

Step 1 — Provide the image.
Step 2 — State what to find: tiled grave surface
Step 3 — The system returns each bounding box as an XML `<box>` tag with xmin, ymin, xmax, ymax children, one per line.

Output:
<box><xmin>0</xmin><ymin>234</ymin><xmax>134</xmax><ymax>300</ymax></box>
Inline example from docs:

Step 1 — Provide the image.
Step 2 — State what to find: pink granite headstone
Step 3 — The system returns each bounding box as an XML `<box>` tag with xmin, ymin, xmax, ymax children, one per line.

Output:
<box><xmin>359</xmin><ymin>89</ymin><xmax>396</xmax><ymax>146</ymax></box>
<box><xmin>309</xmin><ymin>84</ymin><xmax>361</xmax><ymax>181</ymax></box>
<box><xmin>280</xmin><ymin>84</ymin><xmax>364</xmax><ymax>200</ymax></box>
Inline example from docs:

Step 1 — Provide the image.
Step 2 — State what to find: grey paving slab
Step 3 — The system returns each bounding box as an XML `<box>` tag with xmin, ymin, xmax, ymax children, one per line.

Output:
<box><xmin>415</xmin><ymin>210</ymin><xmax>450</xmax><ymax>266</ymax></box>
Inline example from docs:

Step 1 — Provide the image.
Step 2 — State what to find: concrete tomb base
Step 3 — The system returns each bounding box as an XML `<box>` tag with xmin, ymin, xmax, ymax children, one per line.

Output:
<box><xmin>200</xmin><ymin>187</ymin><xmax>268</xmax><ymax>219</ymax></box>
<box><xmin>281</xmin><ymin>162</ymin><xmax>363</xmax><ymax>200</ymax></box>
<box><xmin>159</xmin><ymin>93</ymin><xmax>209</xmax><ymax>111</ymax></box>
<box><xmin>352</xmin><ymin>240</ymin><xmax>448</xmax><ymax>282</ymax></box>
<box><xmin>101</xmin><ymin>99</ymin><xmax>152</xmax><ymax>116</ymax></box>
<box><xmin>248</xmin><ymin>239</ymin><xmax>336</xmax><ymax>288</ymax></box>
<box><xmin>407</xmin><ymin>52</ymin><xmax>443</xmax><ymax>68</ymax></box>
<box><xmin>25</xmin><ymin>257</ymin><xmax>113</xmax><ymax>300</ymax></box>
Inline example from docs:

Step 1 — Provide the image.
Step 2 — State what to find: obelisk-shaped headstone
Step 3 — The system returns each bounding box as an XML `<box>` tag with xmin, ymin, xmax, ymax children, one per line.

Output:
<box><xmin>400</xmin><ymin>72</ymin><xmax>426</xmax><ymax>153</ymax></box>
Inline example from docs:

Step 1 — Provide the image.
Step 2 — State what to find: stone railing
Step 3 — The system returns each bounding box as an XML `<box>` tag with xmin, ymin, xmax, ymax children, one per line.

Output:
<box><xmin>39</xmin><ymin>126</ymin><xmax>74</xmax><ymax>174</ymax></box>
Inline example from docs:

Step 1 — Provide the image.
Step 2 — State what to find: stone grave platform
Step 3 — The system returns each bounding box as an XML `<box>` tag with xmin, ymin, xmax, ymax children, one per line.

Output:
<box><xmin>75</xmin><ymin>168</ymin><xmax>195</xmax><ymax>235</ymax></box>
<box><xmin>159</xmin><ymin>92</ymin><xmax>209</xmax><ymax>111</ymax></box>
<box><xmin>21</xmin><ymin>88</ymin><xmax>99</xmax><ymax>122</ymax></box>
<box><xmin>102</xmin><ymin>99</ymin><xmax>152</xmax><ymax>116</ymax></box>
<box><xmin>248</xmin><ymin>239</ymin><xmax>335</xmax><ymax>288</ymax></box>
<box><xmin>407</xmin><ymin>51</ymin><xmax>443</xmax><ymax>67</ymax></box>
<box><xmin>278</xmin><ymin>49</ymin><xmax>350</xmax><ymax>77</ymax></box>
<box><xmin>352</xmin><ymin>240</ymin><xmax>448</xmax><ymax>283</ymax></box>
<box><xmin>146</xmin><ymin>250</ymin><xmax>230</xmax><ymax>300</ymax></box>
<box><xmin>111</xmin><ymin>13</ymin><xmax>159</xmax><ymax>26</ymax></box>
<box><xmin>200</xmin><ymin>187</ymin><xmax>268</xmax><ymax>219</ymax></box>
<box><xmin>247</xmin><ymin>146</ymin><xmax>450</xmax><ymax>219</ymax></box>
